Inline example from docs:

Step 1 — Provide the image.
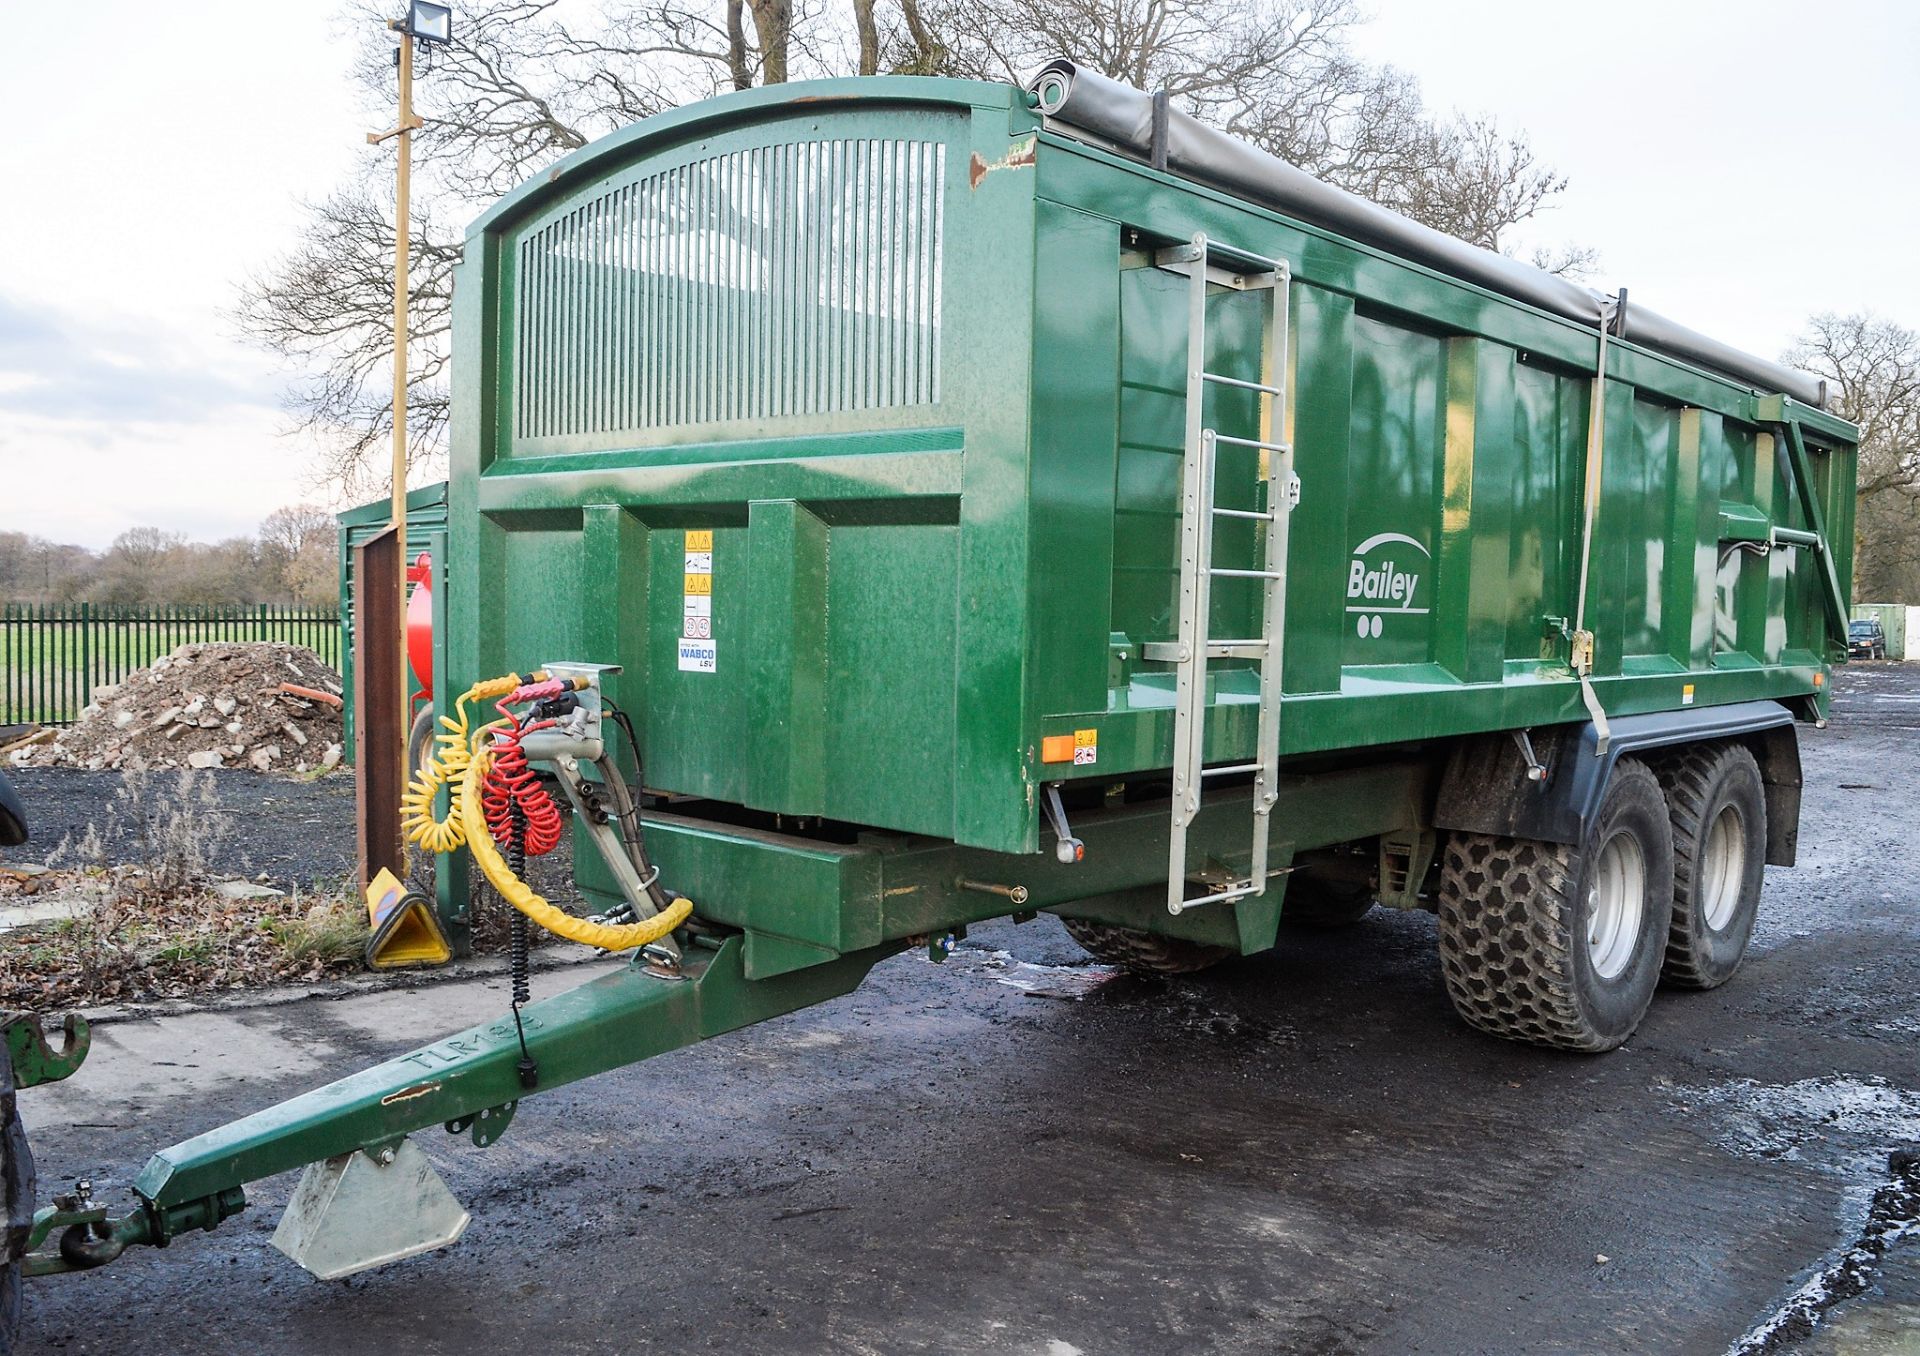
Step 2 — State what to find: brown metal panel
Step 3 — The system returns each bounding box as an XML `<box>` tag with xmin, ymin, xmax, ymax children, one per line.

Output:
<box><xmin>353</xmin><ymin>526</ymin><xmax>406</xmax><ymax>888</ymax></box>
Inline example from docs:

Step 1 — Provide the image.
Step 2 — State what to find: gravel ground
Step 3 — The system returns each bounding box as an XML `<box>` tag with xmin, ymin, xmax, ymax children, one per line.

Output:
<box><xmin>2</xmin><ymin>768</ymin><xmax>359</xmax><ymax>889</ymax></box>
<box><xmin>10</xmin><ymin>665</ymin><xmax>1920</xmax><ymax>1354</ymax></box>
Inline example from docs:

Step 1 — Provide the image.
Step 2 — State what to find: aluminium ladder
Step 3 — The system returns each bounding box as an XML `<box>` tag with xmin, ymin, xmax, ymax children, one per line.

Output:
<box><xmin>1141</xmin><ymin>234</ymin><xmax>1296</xmax><ymax>916</ymax></box>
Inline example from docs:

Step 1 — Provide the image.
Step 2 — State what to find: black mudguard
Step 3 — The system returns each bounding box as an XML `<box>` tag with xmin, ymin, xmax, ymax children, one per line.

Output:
<box><xmin>1433</xmin><ymin>700</ymin><xmax>1804</xmax><ymax>866</ymax></box>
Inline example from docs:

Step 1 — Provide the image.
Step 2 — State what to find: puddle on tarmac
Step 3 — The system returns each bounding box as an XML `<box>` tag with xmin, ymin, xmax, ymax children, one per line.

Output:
<box><xmin>943</xmin><ymin>948</ymin><xmax>1124</xmax><ymax>1001</ymax></box>
<box><xmin>1682</xmin><ymin>1077</ymin><xmax>1920</xmax><ymax>1355</ymax></box>
<box><xmin>1794</xmin><ymin>1242</ymin><xmax>1920</xmax><ymax>1354</ymax></box>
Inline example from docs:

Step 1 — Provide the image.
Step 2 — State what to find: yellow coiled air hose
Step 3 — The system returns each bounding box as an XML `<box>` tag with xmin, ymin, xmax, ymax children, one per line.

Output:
<box><xmin>458</xmin><ymin>743</ymin><xmax>692</xmax><ymax>951</ymax></box>
<box><xmin>400</xmin><ymin>673</ymin><xmax>526</xmax><ymax>853</ymax></box>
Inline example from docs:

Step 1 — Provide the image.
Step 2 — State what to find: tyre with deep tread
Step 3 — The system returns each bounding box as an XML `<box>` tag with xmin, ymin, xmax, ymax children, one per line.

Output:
<box><xmin>1436</xmin><ymin>757</ymin><xmax>1675</xmax><ymax>1052</ymax></box>
<box><xmin>1060</xmin><ymin>918</ymin><xmax>1233</xmax><ymax>975</ymax></box>
<box><xmin>1651</xmin><ymin>742</ymin><xmax>1766</xmax><ymax>989</ymax></box>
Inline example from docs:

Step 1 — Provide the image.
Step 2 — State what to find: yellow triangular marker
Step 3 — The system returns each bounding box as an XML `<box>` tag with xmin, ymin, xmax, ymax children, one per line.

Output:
<box><xmin>363</xmin><ymin>868</ymin><xmax>452</xmax><ymax>969</ymax></box>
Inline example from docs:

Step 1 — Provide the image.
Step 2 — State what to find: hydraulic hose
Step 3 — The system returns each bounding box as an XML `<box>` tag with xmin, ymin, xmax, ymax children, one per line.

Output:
<box><xmin>458</xmin><ymin>743</ymin><xmax>691</xmax><ymax>951</ymax></box>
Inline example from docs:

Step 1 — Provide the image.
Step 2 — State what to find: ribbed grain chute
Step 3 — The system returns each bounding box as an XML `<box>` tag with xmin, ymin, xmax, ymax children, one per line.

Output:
<box><xmin>514</xmin><ymin>138</ymin><xmax>946</xmax><ymax>440</ymax></box>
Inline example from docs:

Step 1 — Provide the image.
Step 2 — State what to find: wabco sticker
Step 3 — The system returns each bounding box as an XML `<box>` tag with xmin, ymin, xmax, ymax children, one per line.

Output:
<box><xmin>1347</xmin><ymin>531</ymin><xmax>1431</xmax><ymax>639</ymax></box>
<box><xmin>678</xmin><ymin>638</ymin><xmax>717</xmax><ymax>673</ymax></box>
<box><xmin>1073</xmin><ymin>728</ymin><xmax>1098</xmax><ymax>766</ymax></box>
<box><xmin>683</xmin><ymin>531</ymin><xmax>716</xmax><ymax>668</ymax></box>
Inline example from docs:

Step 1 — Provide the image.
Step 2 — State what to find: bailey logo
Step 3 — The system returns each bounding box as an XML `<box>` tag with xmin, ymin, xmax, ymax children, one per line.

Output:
<box><xmin>1347</xmin><ymin>531</ymin><xmax>1431</xmax><ymax>639</ymax></box>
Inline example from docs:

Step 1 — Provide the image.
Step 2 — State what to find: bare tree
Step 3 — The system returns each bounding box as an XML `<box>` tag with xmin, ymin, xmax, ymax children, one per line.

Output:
<box><xmin>241</xmin><ymin>0</ymin><xmax>1587</xmax><ymax>493</ymax></box>
<box><xmin>87</xmin><ymin>528</ymin><xmax>188</xmax><ymax>605</ymax></box>
<box><xmin>1783</xmin><ymin>312</ymin><xmax>1920</xmax><ymax>602</ymax></box>
<box><xmin>0</xmin><ymin>533</ymin><xmax>97</xmax><ymax>604</ymax></box>
<box><xmin>257</xmin><ymin>505</ymin><xmax>341</xmax><ymax>605</ymax></box>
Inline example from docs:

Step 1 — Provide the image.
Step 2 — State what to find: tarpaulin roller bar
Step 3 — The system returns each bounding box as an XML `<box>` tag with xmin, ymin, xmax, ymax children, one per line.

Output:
<box><xmin>1027</xmin><ymin>59</ymin><xmax>1827</xmax><ymax>409</ymax></box>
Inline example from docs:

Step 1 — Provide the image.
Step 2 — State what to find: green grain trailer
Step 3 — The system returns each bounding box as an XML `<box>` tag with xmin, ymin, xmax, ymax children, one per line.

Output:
<box><xmin>3</xmin><ymin>66</ymin><xmax>1858</xmax><ymax>1318</ymax></box>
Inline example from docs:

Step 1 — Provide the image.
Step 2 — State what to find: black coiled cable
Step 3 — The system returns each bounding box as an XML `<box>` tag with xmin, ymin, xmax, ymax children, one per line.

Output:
<box><xmin>505</xmin><ymin>798</ymin><xmax>538</xmax><ymax>1088</ymax></box>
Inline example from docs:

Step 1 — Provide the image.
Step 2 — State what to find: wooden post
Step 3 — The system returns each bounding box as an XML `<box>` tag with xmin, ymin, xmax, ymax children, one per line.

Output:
<box><xmin>358</xmin><ymin>23</ymin><xmax>426</xmax><ymax>890</ymax></box>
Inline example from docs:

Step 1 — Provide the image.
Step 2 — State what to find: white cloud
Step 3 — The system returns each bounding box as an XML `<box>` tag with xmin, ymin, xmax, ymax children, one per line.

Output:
<box><xmin>0</xmin><ymin>0</ymin><xmax>367</xmax><ymax>549</ymax></box>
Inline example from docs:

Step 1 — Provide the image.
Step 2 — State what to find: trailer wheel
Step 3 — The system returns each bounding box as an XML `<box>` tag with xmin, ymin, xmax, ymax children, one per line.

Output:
<box><xmin>408</xmin><ymin>705</ymin><xmax>437</xmax><ymax>778</ymax></box>
<box><xmin>1652</xmin><ymin>743</ymin><xmax>1766</xmax><ymax>989</ymax></box>
<box><xmin>1436</xmin><ymin>757</ymin><xmax>1675</xmax><ymax>1052</ymax></box>
<box><xmin>1060</xmin><ymin>919</ymin><xmax>1232</xmax><ymax>975</ymax></box>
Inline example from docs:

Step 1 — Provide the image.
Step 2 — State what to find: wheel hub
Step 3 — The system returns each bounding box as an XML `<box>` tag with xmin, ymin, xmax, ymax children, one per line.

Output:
<box><xmin>1587</xmin><ymin>831</ymin><xmax>1647</xmax><ymax>981</ymax></box>
<box><xmin>1699</xmin><ymin>805</ymin><xmax>1746</xmax><ymax>931</ymax></box>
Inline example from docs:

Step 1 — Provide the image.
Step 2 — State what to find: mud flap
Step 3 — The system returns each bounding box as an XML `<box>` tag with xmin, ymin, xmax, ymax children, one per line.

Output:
<box><xmin>270</xmin><ymin>1138</ymin><xmax>468</xmax><ymax>1280</ymax></box>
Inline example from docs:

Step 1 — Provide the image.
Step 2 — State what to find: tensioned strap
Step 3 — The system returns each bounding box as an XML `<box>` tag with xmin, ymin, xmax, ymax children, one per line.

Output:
<box><xmin>1573</xmin><ymin>304</ymin><xmax>1614</xmax><ymax>755</ymax></box>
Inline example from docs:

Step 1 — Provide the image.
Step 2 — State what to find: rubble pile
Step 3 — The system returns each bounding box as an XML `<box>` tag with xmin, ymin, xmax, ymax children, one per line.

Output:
<box><xmin>14</xmin><ymin>642</ymin><xmax>346</xmax><ymax>774</ymax></box>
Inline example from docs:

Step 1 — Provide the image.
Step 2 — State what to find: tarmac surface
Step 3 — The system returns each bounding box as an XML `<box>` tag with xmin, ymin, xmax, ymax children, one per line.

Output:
<box><xmin>10</xmin><ymin>665</ymin><xmax>1920</xmax><ymax>1354</ymax></box>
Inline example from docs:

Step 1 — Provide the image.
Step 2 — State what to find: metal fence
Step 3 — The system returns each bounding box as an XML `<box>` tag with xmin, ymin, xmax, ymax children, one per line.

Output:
<box><xmin>0</xmin><ymin>604</ymin><xmax>343</xmax><ymax>727</ymax></box>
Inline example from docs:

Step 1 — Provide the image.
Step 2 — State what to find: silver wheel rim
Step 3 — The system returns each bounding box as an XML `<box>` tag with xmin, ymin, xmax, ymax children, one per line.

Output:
<box><xmin>1699</xmin><ymin>805</ymin><xmax>1746</xmax><ymax>932</ymax></box>
<box><xmin>1587</xmin><ymin>831</ymin><xmax>1647</xmax><ymax>980</ymax></box>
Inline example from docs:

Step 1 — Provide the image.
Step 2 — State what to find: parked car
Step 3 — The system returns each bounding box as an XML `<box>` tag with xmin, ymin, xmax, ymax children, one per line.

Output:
<box><xmin>1849</xmin><ymin>618</ymin><xmax>1888</xmax><ymax>660</ymax></box>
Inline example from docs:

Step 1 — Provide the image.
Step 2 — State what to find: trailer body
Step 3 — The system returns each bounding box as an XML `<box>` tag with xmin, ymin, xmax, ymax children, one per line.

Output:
<box><xmin>440</xmin><ymin>75</ymin><xmax>1855</xmax><ymax>959</ymax></box>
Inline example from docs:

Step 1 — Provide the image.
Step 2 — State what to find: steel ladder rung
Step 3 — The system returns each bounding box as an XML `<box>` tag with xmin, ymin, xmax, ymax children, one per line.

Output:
<box><xmin>1212</xmin><ymin>506</ymin><xmax>1273</xmax><ymax>521</ymax></box>
<box><xmin>1212</xmin><ymin>434</ymin><xmax>1291</xmax><ymax>453</ymax></box>
<box><xmin>1201</xmin><ymin>763</ymin><xmax>1260</xmax><ymax>777</ymax></box>
<box><xmin>1142</xmin><ymin>639</ymin><xmax>1267</xmax><ymax>661</ymax></box>
<box><xmin>1198</xmin><ymin>241</ymin><xmax>1284</xmax><ymax>272</ymax></box>
<box><xmin>1202</xmin><ymin>372</ymin><xmax>1283</xmax><ymax>396</ymax></box>
<box><xmin>1211</xmin><ymin>567</ymin><xmax>1283</xmax><ymax>580</ymax></box>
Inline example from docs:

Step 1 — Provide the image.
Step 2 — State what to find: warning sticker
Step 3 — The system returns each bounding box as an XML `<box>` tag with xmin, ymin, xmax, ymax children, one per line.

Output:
<box><xmin>1073</xmin><ymin>728</ymin><xmax>1098</xmax><ymax>766</ymax></box>
<box><xmin>678</xmin><ymin>637</ymin><xmax>717</xmax><ymax>673</ymax></box>
<box><xmin>683</xmin><ymin>530</ymin><xmax>716</xmax><ymax>671</ymax></box>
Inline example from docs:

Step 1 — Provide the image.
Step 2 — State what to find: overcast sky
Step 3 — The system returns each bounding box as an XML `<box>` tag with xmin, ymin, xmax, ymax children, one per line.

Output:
<box><xmin>2</xmin><ymin>0</ymin><xmax>1916</xmax><ymax>549</ymax></box>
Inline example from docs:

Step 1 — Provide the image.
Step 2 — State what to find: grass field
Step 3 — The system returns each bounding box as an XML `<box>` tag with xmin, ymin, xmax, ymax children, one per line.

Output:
<box><xmin>0</xmin><ymin>608</ymin><xmax>341</xmax><ymax>726</ymax></box>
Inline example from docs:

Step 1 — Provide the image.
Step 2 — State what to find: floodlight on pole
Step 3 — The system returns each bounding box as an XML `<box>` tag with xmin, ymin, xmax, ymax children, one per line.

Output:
<box><xmin>402</xmin><ymin>2</ymin><xmax>453</xmax><ymax>45</ymax></box>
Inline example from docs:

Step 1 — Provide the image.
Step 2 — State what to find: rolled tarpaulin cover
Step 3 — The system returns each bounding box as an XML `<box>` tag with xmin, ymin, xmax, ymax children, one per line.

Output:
<box><xmin>1027</xmin><ymin>59</ymin><xmax>1826</xmax><ymax>409</ymax></box>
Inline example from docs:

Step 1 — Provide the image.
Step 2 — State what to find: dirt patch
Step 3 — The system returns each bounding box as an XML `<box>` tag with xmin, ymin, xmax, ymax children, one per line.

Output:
<box><xmin>0</xmin><ymin>870</ymin><xmax>368</xmax><ymax>1011</ymax></box>
<box><xmin>0</xmin><ymin>767</ymin><xmax>549</xmax><ymax>1011</ymax></box>
<box><xmin>12</xmin><ymin>642</ymin><xmax>344</xmax><ymax>774</ymax></box>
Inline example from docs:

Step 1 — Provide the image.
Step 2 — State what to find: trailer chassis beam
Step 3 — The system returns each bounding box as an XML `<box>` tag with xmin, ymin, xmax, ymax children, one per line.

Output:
<box><xmin>58</xmin><ymin>934</ymin><xmax>895</xmax><ymax>1262</ymax></box>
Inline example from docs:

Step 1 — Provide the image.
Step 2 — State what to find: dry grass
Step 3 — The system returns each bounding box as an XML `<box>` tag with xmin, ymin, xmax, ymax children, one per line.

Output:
<box><xmin>0</xmin><ymin>768</ymin><xmax>369</xmax><ymax>1010</ymax></box>
<box><xmin>0</xmin><ymin>877</ymin><xmax>370</xmax><ymax>1011</ymax></box>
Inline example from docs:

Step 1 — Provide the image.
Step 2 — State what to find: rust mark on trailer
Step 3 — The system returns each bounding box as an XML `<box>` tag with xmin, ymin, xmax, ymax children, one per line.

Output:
<box><xmin>380</xmin><ymin>1081</ymin><xmax>443</xmax><ymax>1105</ymax></box>
<box><xmin>969</xmin><ymin>136</ymin><xmax>1037</xmax><ymax>189</ymax></box>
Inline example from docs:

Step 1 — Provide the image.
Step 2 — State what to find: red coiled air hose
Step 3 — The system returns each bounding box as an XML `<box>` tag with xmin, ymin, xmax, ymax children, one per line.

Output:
<box><xmin>481</xmin><ymin>700</ymin><xmax>564</xmax><ymax>857</ymax></box>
